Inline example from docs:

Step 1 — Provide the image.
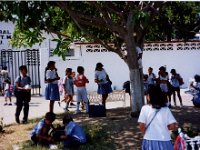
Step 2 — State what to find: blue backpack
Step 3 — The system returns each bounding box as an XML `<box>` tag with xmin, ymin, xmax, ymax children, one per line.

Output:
<box><xmin>192</xmin><ymin>93</ymin><xmax>200</xmax><ymax>107</ymax></box>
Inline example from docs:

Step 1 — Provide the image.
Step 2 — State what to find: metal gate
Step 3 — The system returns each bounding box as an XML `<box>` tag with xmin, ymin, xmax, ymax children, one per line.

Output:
<box><xmin>0</xmin><ymin>49</ymin><xmax>41</xmax><ymax>95</ymax></box>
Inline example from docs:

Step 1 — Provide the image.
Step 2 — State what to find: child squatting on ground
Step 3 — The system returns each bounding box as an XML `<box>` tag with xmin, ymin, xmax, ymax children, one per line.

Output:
<box><xmin>74</xmin><ymin>66</ymin><xmax>89</xmax><ymax>114</ymax></box>
<box><xmin>58</xmin><ymin>114</ymin><xmax>87</xmax><ymax>148</ymax></box>
<box><xmin>31</xmin><ymin>112</ymin><xmax>56</xmax><ymax>146</ymax></box>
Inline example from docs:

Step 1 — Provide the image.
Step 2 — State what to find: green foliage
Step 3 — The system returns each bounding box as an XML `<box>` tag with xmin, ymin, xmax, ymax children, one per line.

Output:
<box><xmin>52</xmin><ymin>35</ymin><xmax>72</xmax><ymax>60</ymax></box>
<box><xmin>10</xmin><ymin>25</ymin><xmax>45</xmax><ymax>48</ymax></box>
<box><xmin>1</xmin><ymin>1</ymin><xmax>200</xmax><ymax>56</ymax></box>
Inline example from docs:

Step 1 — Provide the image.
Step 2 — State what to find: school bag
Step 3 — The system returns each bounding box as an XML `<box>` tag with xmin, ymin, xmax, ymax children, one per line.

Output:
<box><xmin>9</xmin><ymin>84</ymin><xmax>13</xmax><ymax>93</ymax></box>
<box><xmin>13</xmin><ymin>76</ymin><xmax>21</xmax><ymax>96</ymax></box>
<box><xmin>177</xmin><ymin>74</ymin><xmax>184</xmax><ymax>86</ymax></box>
<box><xmin>174</xmin><ymin>135</ymin><xmax>186</xmax><ymax>150</ymax></box>
<box><xmin>192</xmin><ymin>93</ymin><xmax>200</xmax><ymax>108</ymax></box>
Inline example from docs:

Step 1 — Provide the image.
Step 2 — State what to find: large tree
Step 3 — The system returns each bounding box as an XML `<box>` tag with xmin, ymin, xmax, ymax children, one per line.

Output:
<box><xmin>0</xmin><ymin>1</ymin><xmax>200</xmax><ymax>114</ymax></box>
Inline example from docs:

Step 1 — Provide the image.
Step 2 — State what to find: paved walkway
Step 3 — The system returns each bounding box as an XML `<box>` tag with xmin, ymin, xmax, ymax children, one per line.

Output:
<box><xmin>0</xmin><ymin>89</ymin><xmax>194</xmax><ymax>125</ymax></box>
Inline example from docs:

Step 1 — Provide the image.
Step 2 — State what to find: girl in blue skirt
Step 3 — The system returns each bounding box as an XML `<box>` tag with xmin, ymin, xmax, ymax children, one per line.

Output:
<box><xmin>138</xmin><ymin>86</ymin><xmax>177</xmax><ymax>150</ymax></box>
<box><xmin>94</xmin><ymin>62</ymin><xmax>112</xmax><ymax>107</ymax></box>
<box><xmin>45</xmin><ymin>61</ymin><xmax>60</xmax><ymax>112</ymax></box>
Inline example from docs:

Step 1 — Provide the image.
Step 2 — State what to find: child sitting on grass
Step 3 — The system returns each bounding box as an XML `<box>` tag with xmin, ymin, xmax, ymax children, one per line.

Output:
<box><xmin>60</xmin><ymin>114</ymin><xmax>87</xmax><ymax>148</ymax></box>
<box><xmin>31</xmin><ymin>112</ymin><xmax>56</xmax><ymax>146</ymax></box>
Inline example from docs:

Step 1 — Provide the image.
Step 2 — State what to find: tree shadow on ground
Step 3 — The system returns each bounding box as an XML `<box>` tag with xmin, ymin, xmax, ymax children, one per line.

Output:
<box><xmin>56</xmin><ymin>106</ymin><xmax>200</xmax><ymax>150</ymax></box>
<box><xmin>57</xmin><ymin>107</ymin><xmax>142</xmax><ymax>150</ymax></box>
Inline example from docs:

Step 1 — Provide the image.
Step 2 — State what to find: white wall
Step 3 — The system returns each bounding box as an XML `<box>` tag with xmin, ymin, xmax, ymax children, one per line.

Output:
<box><xmin>40</xmin><ymin>44</ymin><xmax>129</xmax><ymax>94</ymax></box>
<box><xmin>0</xmin><ymin>21</ymin><xmax>14</xmax><ymax>49</ymax></box>
<box><xmin>142</xmin><ymin>42</ymin><xmax>200</xmax><ymax>88</ymax></box>
<box><xmin>1</xmin><ymin>22</ymin><xmax>200</xmax><ymax>95</ymax></box>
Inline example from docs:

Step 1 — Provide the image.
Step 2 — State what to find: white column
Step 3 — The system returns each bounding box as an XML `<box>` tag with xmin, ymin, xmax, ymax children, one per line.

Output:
<box><xmin>39</xmin><ymin>48</ymin><xmax>49</xmax><ymax>96</ymax></box>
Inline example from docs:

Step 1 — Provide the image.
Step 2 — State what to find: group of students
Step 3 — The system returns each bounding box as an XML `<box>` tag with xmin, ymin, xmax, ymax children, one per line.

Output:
<box><xmin>144</xmin><ymin>66</ymin><xmax>184</xmax><ymax>108</ymax></box>
<box><xmin>44</xmin><ymin>61</ymin><xmax>113</xmax><ymax>114</ymax></box>
<box><xmin>31</xmin><ymin>112</ymin><xmax>87</xmax><ymax>149</ymax></box>
<box><xmin>44</xmin><ymin>61</ymin><xmax>90</xmax><ymax>114</ymax></box>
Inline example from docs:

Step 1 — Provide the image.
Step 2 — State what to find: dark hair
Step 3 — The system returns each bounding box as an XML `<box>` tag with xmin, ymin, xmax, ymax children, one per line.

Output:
<box><xmin>170</xmin><ymin>69</ymin><xmax>176</xmax><ymax>74</ymax></box>
<box><xmin>19</xmin><ymin>65</ymin><xmax>27</xmax><ymax>71</ymax></box>
<box><xmin>46</xmin><ymin>61</ymin><xmax>56</xmax><ymax>70</ymax></box>
<box><xmin>63</xmin><ymin>114</ymin><xmax>73</xmax><ymax>125</ymax></box>
<box><xmin>159</xmin><ymin>66</ymin><xmax>166</xmax><ymax>72</ymax></box>
<box><xmin>4</xmin><ymin>79</ymin><xmax>11</xmax><ymax>84</ymax></box>
<box><xmin>66</xmin><ymin>68</ymin><xmax>72</xmax><ymax>73</ymax></box>
<box><xmin>77</xmin><ymin>66</ymin><xmax>84</xmax><ymax>74</ymax></box>
<box><xmin>45</xmin><ymin>112</ymin><xmax>56</xmax><ymax>121</ymax></box>
<box><xmin>194</xmin><ymin>74</ymin><xmax>200</xmax><ymax>82</ymax></box>
<box><xmin>3</xmin><ymin>66</ymin><xmax>7</xmax><ymax>70</ymax></box>
<box><xmin>148</xmin><ymin>67</ymin><xmax>153</xmax><ymax>71</ymax></box>
<box><xmin>148</xmin><ymin>86</ymin><xmax>166</xmax><ymax>109</ymax></box>
<box><xmin>95</xmin><ymin>62</ymin><xmax>103</xmax><ymax>71</ymax></box>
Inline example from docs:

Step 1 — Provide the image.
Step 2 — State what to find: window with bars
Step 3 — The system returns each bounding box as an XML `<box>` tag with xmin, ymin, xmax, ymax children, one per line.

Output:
<box><xmin>49</xmin><ymin>49</ymin><xmax>75</xmax><ymax>57</ymax></box>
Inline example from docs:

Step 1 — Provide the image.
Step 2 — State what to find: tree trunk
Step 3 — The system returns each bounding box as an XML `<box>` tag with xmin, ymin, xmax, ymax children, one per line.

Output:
<box><xmin>129</xmin><ymin>68</ymin><xmax>144</xmax><ymax>114</ymax></box>
<box><xmin>125</xmin><ymin>35</ymin><xmax>144</xmax><ymax>115</ymax></box>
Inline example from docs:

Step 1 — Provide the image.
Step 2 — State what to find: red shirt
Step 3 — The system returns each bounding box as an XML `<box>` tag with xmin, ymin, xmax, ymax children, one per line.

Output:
<box><xmin>74</xmin><ymin>74</ymin><xmax>88</xmax><ymax>87</ymax></box>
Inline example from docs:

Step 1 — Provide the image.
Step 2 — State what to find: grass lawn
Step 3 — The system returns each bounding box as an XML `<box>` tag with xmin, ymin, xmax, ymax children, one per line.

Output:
<box><xmin>0</xmin><ymin>106</ymin><xmax>200</xmax><ymax>150</ymax></box>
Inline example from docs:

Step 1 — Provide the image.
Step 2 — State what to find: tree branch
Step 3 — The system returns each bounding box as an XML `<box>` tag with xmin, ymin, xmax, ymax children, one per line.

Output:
<box><xmin>57</xmin><ymin>1</ymin><xmax>124</xmax><ymax>59</ymax></box>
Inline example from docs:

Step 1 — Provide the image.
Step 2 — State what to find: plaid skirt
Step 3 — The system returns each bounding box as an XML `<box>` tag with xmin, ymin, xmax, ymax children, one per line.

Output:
<box><xmin>142</xmin><ymin>139</ymin><xmax>173</xmax><ymax>150</ymax></box>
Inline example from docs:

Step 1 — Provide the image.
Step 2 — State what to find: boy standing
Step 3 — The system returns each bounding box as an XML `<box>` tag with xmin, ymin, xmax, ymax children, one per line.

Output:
<box><xmin>15</xmin><ymin>65</ymin><xmax>31</xmax><ymax>124</ymax></box>
<box><xmin>74</xmin><ymin>66</ymin><xmax>89</xmax><ymax>113</ymax></box>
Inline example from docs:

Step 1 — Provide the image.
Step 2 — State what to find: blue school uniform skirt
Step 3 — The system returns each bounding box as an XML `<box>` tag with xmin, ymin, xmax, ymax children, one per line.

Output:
<box><xmin>4</xmin><ymin>90</ymin><xmax>12</xmax><ymax>97</ymax></box>
<box><xmin>142</xmin><ymin>139</ymin><xmax>173</xmax><ymax>150</ymax></box>
<box><xmin>45</xmin><ymin>83</ymin><xmax>60</xmax><ymax>101</ymax></box>
<box><xmin>97</xmin><ymin>82</ymin><xmax>112</xmax><ymax>95</ymax></box>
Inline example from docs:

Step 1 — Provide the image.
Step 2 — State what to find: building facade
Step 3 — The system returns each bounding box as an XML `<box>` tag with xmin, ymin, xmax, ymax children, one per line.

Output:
<box><xmin>1</xmin><ymin>22</ymin><xmax>200</xmax><ymax>95</ymax></box>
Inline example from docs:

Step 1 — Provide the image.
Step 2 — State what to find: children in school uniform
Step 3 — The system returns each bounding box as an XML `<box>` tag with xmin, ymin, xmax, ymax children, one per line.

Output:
<box><xmin>60</xmin><ymin>114</ymin><xmax>87</xmax><ymax>148</ymax></box>
<box><xmin>15</xmin><ymin>65</ymin><xmax>31</xmax><ymax>124</ymax></box>
<box><xmin>31</xmin><ymin>112</ymin><xmax>56</xmax><ymax>146</ymax></box>
<box><xmin>3</xmin><ymin>79</ymin><xmax>12</xmax><ymax>106</ymax></box>
<box><xmin>45</xmin><ymin>61</ymin><xmax>60</xmax><ymax>113</ymax></box>
<box><xmin>62</xmin><ymin>68</ymin><xmax>74</xmax><ymax>111</ymax></box>
<box><xmin>74</xmin><ymin>66</ymin><xmax>89</xmax><ymax>113</ymax></box>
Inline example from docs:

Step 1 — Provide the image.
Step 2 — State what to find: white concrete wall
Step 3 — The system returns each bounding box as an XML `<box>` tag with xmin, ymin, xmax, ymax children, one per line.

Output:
<box><xmin>142</xmin><ymin>42</ymin><xmax>200</xmax><ymax>88</ymax></box>
<box><xmin>1</xmin><ymin>22</ymin><xmax>200</xmax><ymax>95</ymax></box>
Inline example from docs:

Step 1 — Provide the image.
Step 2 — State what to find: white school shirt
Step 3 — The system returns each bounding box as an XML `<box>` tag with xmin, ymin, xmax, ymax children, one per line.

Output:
<box><xmin>159</xmin><ymin>75</ymin><xmax>169</xmax><ymax>92</ymax></box>
<box><xmin>95</xmin><ymin>69</ymin><xmax>108</xmax><ymax>84</ymax></box>
<box><xmin>46</xmin><ymin>70</ymin><xmax>58</xmax><ymax>84</ymax></box>
<box><xmin>147</xmin><ymin>73</ymin><xmax>156</xmax><ymax>85</ymax></box>
<box><xmin>138</xmin><ymin>105</ymin><xmax>176</xmax><ymax>141</ymax></box>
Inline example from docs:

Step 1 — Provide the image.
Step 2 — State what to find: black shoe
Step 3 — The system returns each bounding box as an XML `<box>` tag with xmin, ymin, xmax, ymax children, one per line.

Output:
<box><xmin>22</xmin><ymin>120</ymin><xmax>28</xmax><ymax>124</ymax></box>
<box><xmin>70</xmin><ymin>102</ymin><xmax>76</xmax><ymax>107</ymax></box>
<box><xmin>15</xmin><ymin>116</ymin><xmax>20</xmax><ymax>124</ymax></box>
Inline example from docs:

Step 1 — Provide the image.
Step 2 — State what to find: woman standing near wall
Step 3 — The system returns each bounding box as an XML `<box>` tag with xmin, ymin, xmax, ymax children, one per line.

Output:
<box><xmin>94</xmin><ymin>62</ymin><xmax>112</xmax><ymax>107</ymax></box>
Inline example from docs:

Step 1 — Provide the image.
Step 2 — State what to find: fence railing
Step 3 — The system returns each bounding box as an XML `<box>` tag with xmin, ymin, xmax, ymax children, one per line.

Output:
<box><xmin>88</xmin><ymin>90</ymin><xmax>126</xmax><ymax>107</ymax></box>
